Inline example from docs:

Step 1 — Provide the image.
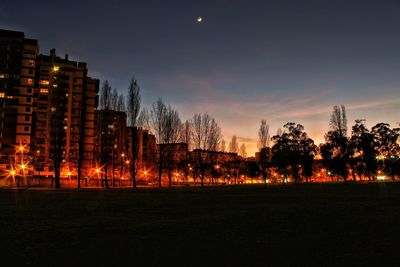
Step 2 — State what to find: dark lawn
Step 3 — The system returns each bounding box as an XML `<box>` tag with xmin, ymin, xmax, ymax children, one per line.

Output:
<box><xmin>1</xmin><ymin>183</ymin><xmax>400</xmax><ymax>266</ymax></box>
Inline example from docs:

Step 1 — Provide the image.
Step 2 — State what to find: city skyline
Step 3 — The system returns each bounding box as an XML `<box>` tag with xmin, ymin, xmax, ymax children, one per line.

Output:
<box><xmin>2</xmin><ymin>0</ymin><xmax>400</xmax><ymax>156</ymax></box>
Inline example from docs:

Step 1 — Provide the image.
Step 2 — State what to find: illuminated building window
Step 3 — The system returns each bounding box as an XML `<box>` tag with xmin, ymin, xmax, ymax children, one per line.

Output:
<box><xmin>0</xmin><ymin>74</ymin><xmax>5</xmax><ymax>78</ymax></box>
<box><xmin>53</xmin><ymin>84</ymin><xmax>58</xmax><ymax>88</ymax></box>
<box><xmin>40</xmin><ymin>88</ymin><xmax>48</xmax><ymax>94</ymax></box>
<box><xmin>27</xmin><ymin>78</ymin><xmax>33</xmax><ymax>85</ymax></box>
<box><xmin>41</xmin><ymin>80</ymin><xmax>49</xmax><ymax>85</ymax></box>
<box><xmin>53</xmin><ymin>66</ymin><xmax>59</xmax><ymax>72</ymax></box>
<box><xmin>28</xmin><ymin>60</ymin><xmax>34</xmax><ymax>66</ymax></box>
<box><xmin>7</xmin><ymin>95</ymin><xmax>13</xmax><ymax>99</ymax></box>
<box><xmin>0</xmin><ymin>92</ymin><xmax>5</xmax><ymax>98</ymax></box>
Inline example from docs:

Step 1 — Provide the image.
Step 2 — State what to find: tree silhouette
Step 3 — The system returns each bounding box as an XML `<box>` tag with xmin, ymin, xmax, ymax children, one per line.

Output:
<box><xmin>100</xmin><ymin>80</ymin><xmax>112</xmax><ymax>110</ymax></box>
<box><xmin>126</xmin><ymin>77</ymin><xmax>141</xmax><ymax>188</ymax></box>
<box><xmin>271</xmin><ymin>123</ymin><xmax>316</xmax><ymax>182</ymax></box>
<box><xmin>228</xmin><ymin>135</ymin><xmax>239</xmax><ymax>153</ymax></box>
<box><xmin>239</xmin><ymin>143</ymin><xmax>247</xmax><ymax>158</ymax></box>
<box><xmin>350</xmin><ymin>119</ymin><xmax>377</xmax><ymax>181</ymax></box>
<box><xmin>191</xmin><ymin>113</ymin><xmax>222</xmax><ymax>186</ymax></box>
<box><xmin>330</xmin><ymin>105</ymin><xmax>347</xmax><ymax>137</ymax></box>
<box><xmin>371</xmin><ymin>123</ymin><xmax>400</xmax><ymax>180</ymax></box>
<box><xmin>258</xmin><ymin>120</ymin><xmax>270</xmax><ymax>150</ymax></box>
<box><xmin>258</xmin><ymin>120</ymin><xmax>270</xmax><ymax>184</ymax></box>
<box><xmin>150</xmin><ymin>98</ymin><xmax>182</xmax><ymax>187</ymax></box>
<box><xmin>321</xmin><ymin>105</ymin><xmax>351</xmax><ymax>182</ymax></box>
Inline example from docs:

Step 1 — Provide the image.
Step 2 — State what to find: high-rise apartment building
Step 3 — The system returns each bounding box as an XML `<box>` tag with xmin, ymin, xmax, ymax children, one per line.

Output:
<box><xmin>0</xmin><ymin>29</ymin><xmax>38</xmax><ymax>167</ymax></box>
<box><xmin>33</xmin><ymin>49</ymin><xmax>99</xmax><ymax>178</ymax></box>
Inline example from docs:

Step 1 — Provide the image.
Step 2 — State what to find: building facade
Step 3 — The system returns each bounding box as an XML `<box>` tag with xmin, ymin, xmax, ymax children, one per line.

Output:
<box><xmin>32</xmin><ymin>49</ymin><xmax>99</xmax><ymax>178</ymax></box>
<box><xmin>0</xmin><ymin>29</ymin><xmax>39</xmax><ymax>168</ymax></box>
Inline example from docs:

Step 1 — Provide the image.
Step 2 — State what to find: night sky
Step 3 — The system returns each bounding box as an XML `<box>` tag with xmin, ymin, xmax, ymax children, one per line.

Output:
<box><xmin>2</xmin><ymin>0</ymin><xmax>400</xmax><ymax>155</ymax></box>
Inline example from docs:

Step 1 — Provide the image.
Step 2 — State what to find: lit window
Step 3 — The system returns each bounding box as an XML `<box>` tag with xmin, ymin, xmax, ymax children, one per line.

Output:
<box><xmin>0</xmin><ymin>74</ymin><xmax>5</xmax><ymax>78</ymax></box>
<box><xmin>53</xmin><ymin>84</ymin><xmax>58</xmax><ymax>88</ymax></box>
<box><xmin>27</xmin><ymin>78</ymin><xmax>33</xmax><ymax>85</ymax></box>
<box><xmin>40</xmin><ymin>88</ymin><xmax>48</xmax><ymax>94</ymax></box>
<box><xmin>28</xmin><ymin>60</ymin><xmax>34</xmax><ymax>66</ymax></box>
<box><xmin>53</xmin><ymin>66</ymin><xmax>59</xmax><ymax>72</ymax></box>
<box><xmin>40</xmin><ymin>80</ymin><xmax>49</xmax><ymax>85</ymax></box>
<box><xmin>0</xmin><ymin>92</ymin><xmax>5</xmax><ymax>98</ymax></box>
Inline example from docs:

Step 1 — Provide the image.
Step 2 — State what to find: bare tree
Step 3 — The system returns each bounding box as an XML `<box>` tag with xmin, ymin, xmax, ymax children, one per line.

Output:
<box><xmin>258</xmin><ymin>120</ymin><xmax>270</xmax><ymax>149</ymax></box>
<box><xmin>220</xmin><ymin>139</ymin><xmax>226</xmax><ymax>152</ymax></box>
<box><xmin>181</xmin><ymin>120</ymin><xmax>192</xmax><ymax>149</ymax></box>
<box><xmin>126</xmin><ymin>77</ymin><xmax>141</xmax><ymax>188</ymax></box>
<box><xmin>137</xmin><ymin>108</ymin><xmax>150</xmax><ymax>130</ymax></box>
<box><xmin>127</xmin><ymin>77</ymin><xmax>141</xmax><ymax>127</ymax></box>
<box><xmin>191</xmin><ymin>113</ymin><xmax>222</xmax><ymax>186</ymax></box>
<box><xmin>228</xmin><ymin>135</ymin><xmax>239</xmax><ymax>153</ymax></box>
<box><xmin>239</xmin><ymin>143</ymin><xmax>247</xmax><ymax>158</ymax></box>
<box><xmin>150</xmin><ymin>98</ymin><xmax>182</xmax><ymax>187</ymax></box>
<box><xmin>330</xmin><ymin>105</ymin><xmax>348</xmax><ymax>137</ymax></box>
<box><xmin>100</xmin><ymin>80</ymin><xmax>112</xmax><ymax>110</ymax></box>
<box><xmin>111</xmin><ymin>88</ymin><xmax>118</xmax><ymax>111</ymax></box>
<box><xmin>116</xmin><ymin>94</ymin><xmax>126</xmax><ymax>112</ymax></box>
<box><xmin>49</xmin><ymin>90</ymin><xmax>67</xmax><ymax>188</ymax></box>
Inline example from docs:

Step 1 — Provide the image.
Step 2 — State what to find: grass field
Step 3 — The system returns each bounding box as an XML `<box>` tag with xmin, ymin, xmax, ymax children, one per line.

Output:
<box><xmin>1</xmin><ymin>183</ymin><xmax>400</xmax><ymax>266</ymax></box>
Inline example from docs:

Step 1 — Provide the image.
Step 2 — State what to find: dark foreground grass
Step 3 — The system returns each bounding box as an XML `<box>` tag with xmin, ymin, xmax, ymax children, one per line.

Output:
<box><xmin>1</xmin><ymin>183</ymin><xmax>400</xmax><ymax>266</ymax></box>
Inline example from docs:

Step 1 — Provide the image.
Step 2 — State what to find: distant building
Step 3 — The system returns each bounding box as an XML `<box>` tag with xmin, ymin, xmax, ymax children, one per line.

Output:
<box><xmin>0</xmin><ymin>29</ymin><xmax>39</xmax><ymax>167</ymax></box>
<box><xmin>190</xmin><ymin>149</ymin><xmax>240</xmax><ymax>163</ymax></box>
<box><xmin>127</xmin><ymin>127</ymin><xmax>157</xmax><ymax>183</ymax></box>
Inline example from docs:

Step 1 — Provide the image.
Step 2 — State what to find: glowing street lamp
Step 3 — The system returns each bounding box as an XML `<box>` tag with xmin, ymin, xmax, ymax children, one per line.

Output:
<box><xmin>8</xmin><ymin>169</ymin><xmax>17</xmax><ymax>186</ymax></box>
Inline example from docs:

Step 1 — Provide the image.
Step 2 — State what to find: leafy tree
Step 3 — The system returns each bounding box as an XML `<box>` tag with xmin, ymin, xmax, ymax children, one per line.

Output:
<box><xmin>350</xmin><ymin>120</ymin><xmax>377</xmax><ymax>181</ymax></box>
<box><xmin>321</xmin><ymin>105</ymin><xmax>351</xmax><ymax>182</ymax></box>
<box><xmin>271</xmin><ymin>123</ymin><xmax>317</xmax><ymax>182</ymax></box>
<box><xmin>321</xmin><ymin>131</ymin><xmax>351</xmax><ymax>182</ymax></box>
<box><xmin>371</xmin><ymin>123</ymin><xmax>400</xmax><ymax>179</ymax></box>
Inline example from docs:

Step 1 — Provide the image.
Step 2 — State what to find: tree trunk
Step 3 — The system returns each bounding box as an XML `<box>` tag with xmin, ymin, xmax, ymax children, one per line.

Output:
<box><xmin>104</xmin><ymin>165</ymin><xmax>109</xmax><ymax>188</ymax></box>
<box><xmin>55</xmin><ymin>166</ymin><xmax>61</xmax><ymax>188</ymax></box>
<box><xmin>131</xmin><ymin>163</ymin><xmax>136</xmax><ymax>188</ymax></box>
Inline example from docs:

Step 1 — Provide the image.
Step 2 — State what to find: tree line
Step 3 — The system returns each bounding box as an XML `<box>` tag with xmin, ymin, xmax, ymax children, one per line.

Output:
<box><xmin>261</xmin><ymin>105</ymin><xmax>400</xmax><ymax>183</ymax></box>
